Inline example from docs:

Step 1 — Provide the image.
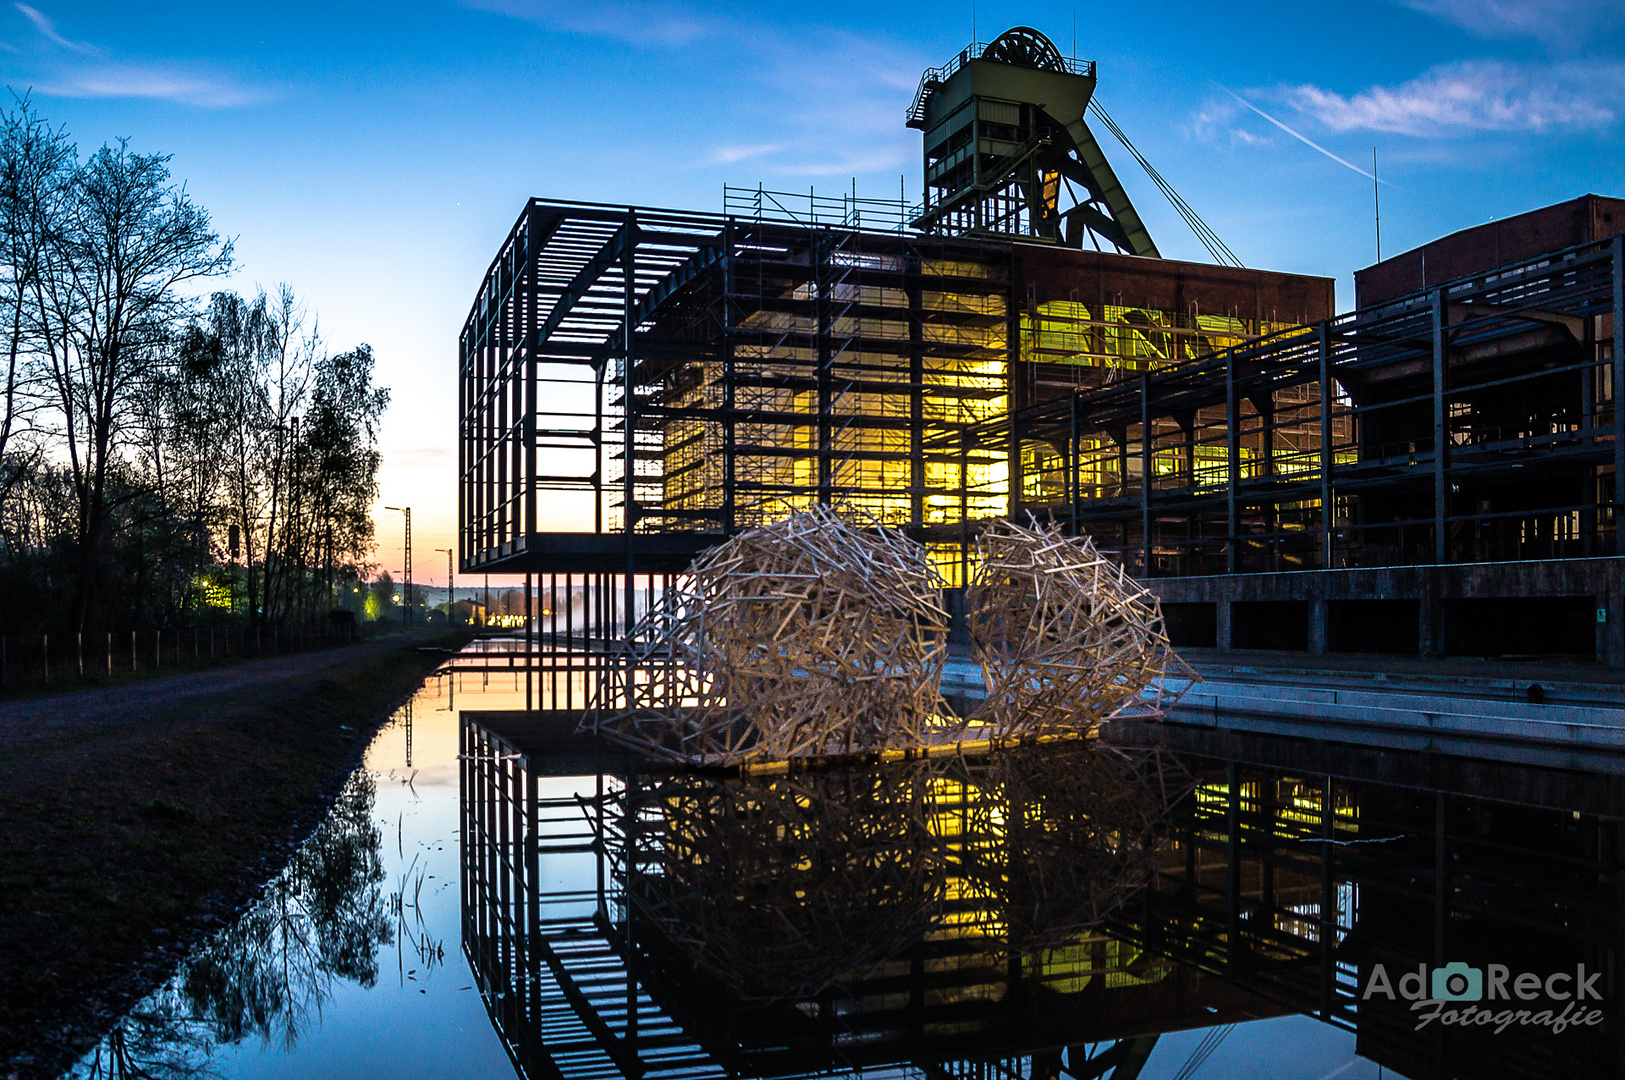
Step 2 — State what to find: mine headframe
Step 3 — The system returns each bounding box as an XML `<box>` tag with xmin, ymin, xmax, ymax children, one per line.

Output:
<box><xmin>907</xmin><ymin>26</ymin><xmax>1159</xmax><ymax>257</ymax></box>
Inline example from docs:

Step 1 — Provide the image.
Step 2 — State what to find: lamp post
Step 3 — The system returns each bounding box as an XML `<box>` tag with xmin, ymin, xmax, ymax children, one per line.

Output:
<box><xmin>434</xmin><ymin>547</ymin><xmax>454</xmax><ymax>624</ymax></box>
<box><xmin>384</xmin><ymin>506</ymin><xmax>412</xmax><ymax>626</ymax></box>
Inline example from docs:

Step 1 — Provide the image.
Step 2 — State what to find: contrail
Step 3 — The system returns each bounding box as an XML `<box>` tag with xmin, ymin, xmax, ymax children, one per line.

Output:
<box><xmin>1221</xmin><ymin>86</ymin><xmax>1395</xmax><ymax>187</ymax></box>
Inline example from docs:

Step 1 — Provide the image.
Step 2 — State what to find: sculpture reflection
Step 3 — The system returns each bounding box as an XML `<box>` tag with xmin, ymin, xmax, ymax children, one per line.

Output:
<box><xmin>461</xmin><ymin>718</ymin><xmax>1248</xmax><ymax>1080</ymax></box>
<box><xmin>465</xmin><ymin>709</ymin><xmax>1625</xmax><ymax>1080</ymax></box>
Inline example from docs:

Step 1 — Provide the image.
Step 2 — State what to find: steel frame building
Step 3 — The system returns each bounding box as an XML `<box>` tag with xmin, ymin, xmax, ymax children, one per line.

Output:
<box><xmin>1012</xmin><ymin>235</ymin><xmax>1625</xmax><ymax>577</ymax></box>
<box><xmin>458</xmin><ymin>193</ymin><xmax>1329</xmax><ymax>592</ymax></box>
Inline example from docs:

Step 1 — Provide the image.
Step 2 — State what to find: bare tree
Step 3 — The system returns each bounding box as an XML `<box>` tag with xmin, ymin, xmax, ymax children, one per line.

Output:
<box><xmin>0</xmin><ymin>97</ymin><xmax>69</xmax><ymax>526</ymax></box>
<box><xmin>28</xmin><ymin>140</ymin><xmax>232</xmax><ymax>628</ymax></box>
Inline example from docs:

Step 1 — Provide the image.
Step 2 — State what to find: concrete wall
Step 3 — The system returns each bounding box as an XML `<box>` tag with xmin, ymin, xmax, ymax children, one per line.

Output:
<box><xmin>1148</xmin><ymin>557</ymin><xmax>1625</xmax><ymax>666</ymax></box>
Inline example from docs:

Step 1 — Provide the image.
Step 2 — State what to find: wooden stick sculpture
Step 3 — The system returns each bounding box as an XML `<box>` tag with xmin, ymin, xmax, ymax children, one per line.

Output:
<box><xmin>588</xmin><ymin>511</ymin><xmax>1191</xmax><ymax>764</ymax></box>
<box><xmin>587</xmin><ymin>505</ymin><xmax>958</xmax><ymax>764</ymax></box>
<box><xmin>967</xmin><ymin>518</ymin><xmax>1194</xmax><ymax>739</ymax></box>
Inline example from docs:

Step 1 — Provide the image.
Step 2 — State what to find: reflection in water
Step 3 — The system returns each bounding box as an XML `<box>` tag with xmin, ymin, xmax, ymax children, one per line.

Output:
<box><xmin>1118</xmin><ymin>748</ymin><xmax>1621</xmax><ymax>1079</ymax></box>
<box><xmin>623</xmin><ymin>761</ymin><xmax>949</xmax><ymax>999</ymax></box>
<box><xmin>463</xmin><ymin>705</ymin><xmax>1625</xmax><ymax>1080</ymax></box>
<box><xmin>462</xmin><ymin>720</ymin><xmax>1253</xmax><ymax>1080</ymax></box>
<box><xmin>64</xmin><ymin>649</ymin><xmax>1625</xmax><ymax>1080</ymax></box>
<box><xmin>74</xmin><ymin>774</ymin><xmax>392</xmax><ymax>1078</ymax></box>
<box><xmin>614</xmin><ymin>745</ymin><xmax>1189</xmax><ymax>998</ymax></box>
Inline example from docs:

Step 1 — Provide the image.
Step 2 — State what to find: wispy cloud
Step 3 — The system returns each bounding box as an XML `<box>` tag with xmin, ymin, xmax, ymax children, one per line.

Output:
<box><xmin>708</xmin><ymin>141</ymin><xmax>787</xmax><ymax>165</ymax></box>
<box><xmin>1397</xmin><ymin>0</ymin><xmax>1624</xmax><ymax>46</ymax></box>
<box><xmin>1286</xmin><ymin>60</ymin><xmax>1624</xmax><ymax>136</ymax></box>
<box><xmin>1189</xmin><ymin>98</ymin><xmax>1273</xmax><ymax>147</ymax></box>
<box><xmin>1222</xmin><ymin>87</ymin><xmax>1390</xmax><ymax>184</ymax></box>
<box><xmin>462</xmin><ymin>0</ymin><xmax>722</xmax><ymax>48</ymax></box>
<box><xmin>9</xmin><ymin>4</ymin><xmax>266</xmax><ymax>107</ymax></box>
<box><xmin>14</xmin><ymin>3</ymin><xmax>93</xmax><ymax>54</ymax></box>
<box><xmin>473</xmin><ymin>1</ymin><xmax>923</xmax><ymax>190</ymax></box>
<box><xmin>37</xmin><ymin>64</ymin><xmax>266</xmax><ymax>107</ymax></box>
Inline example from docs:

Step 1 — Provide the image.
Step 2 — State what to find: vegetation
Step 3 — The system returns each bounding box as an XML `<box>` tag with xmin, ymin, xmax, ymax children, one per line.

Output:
<box><xmin>0</xmin><ymin>98</ymin><xmax>390</xmax><ymax>638</ymax></box>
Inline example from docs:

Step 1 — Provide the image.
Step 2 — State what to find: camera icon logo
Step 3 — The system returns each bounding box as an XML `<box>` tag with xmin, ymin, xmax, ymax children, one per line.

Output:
<box><xmin>1431</xmin><ymin>962</ymin><xmax>1483</xmax><ymax>1001</ymax></box>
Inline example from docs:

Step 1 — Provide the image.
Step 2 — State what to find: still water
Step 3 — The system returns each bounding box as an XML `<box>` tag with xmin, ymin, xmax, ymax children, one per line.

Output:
<box><xmin>70</xmin><ymin>643</ymin><xmax>1621</xmax><ymax>1080</ymax></box>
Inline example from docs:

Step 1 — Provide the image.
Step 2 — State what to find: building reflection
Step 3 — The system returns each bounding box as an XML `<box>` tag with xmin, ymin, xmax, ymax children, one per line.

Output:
<box><xmin>1108</xmin><ymin>724</ymin><xmax>1625</xmax><ymax>1080</ymax></box>
<box><xmin>461</xmin><ymin>719</ymin><xmax>1275</xmax><ymax>1080</ymax></box>
<box><xmin>463</xmin><ymin>713</ymin><xmax>1625</xmax><ymax>1080</ymax></box>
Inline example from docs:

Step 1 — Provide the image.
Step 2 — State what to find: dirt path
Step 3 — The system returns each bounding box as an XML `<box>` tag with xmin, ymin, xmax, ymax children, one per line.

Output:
<box><xmin>0</xmin><ymin>634</ymin><xmax>441</xmax><ymax>748</ymax></box>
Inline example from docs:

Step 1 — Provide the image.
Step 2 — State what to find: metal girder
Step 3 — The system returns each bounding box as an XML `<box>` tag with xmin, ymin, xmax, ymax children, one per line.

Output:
<box><xmin>534</xmin><ymin>222</ymin><xmax>631</xmax><ymax>350</ymax></box>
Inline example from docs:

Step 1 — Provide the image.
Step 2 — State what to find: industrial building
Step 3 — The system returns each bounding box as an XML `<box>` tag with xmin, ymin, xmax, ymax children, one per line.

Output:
<box><xmin>460</xmin><ymin>26</ymin><xmax>1625</xmax><ymax>665</ymax></box>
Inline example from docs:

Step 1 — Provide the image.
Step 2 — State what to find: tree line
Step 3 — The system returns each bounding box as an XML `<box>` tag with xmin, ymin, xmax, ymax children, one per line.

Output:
<box><xmin>0</xmin><ymin>98</ymin><xmax>389</xmax><ymax>637</ymax></box>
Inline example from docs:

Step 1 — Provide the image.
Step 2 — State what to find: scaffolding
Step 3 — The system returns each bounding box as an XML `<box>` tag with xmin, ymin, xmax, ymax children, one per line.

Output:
<box><xmin>458</xmin><ymin>196</ymin><xmax>1331</xmax><ymax>590</ymax></box>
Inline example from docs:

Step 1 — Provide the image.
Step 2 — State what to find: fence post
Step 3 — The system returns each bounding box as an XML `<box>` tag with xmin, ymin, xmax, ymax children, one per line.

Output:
<box><xmin>131</xmin><ymin>630</ymin><xmax>137</xmax><ymax>671</ymax></box>
<box><xmin>155</xmin><ymin>630</ymin><xmax>161</xmax><ymax>670</ymax></box>
<box><xmin>106</xmin><ymin>632</ymin><xmax>112</xmax><ymax>676</ymax></box>
<box><xmin>77</xmin><ymin>633</ymin><xmax>83</xmax><ymax>678</ymax></box>
<box><xmin>194</xmin><ymin>628</ymin><xmax>199</xmax><ymax>661</ymax></box>
<box><xmin>42</xmin><ymin>634</ymin><xmax>48</xmax><ymax>686</ymax></box>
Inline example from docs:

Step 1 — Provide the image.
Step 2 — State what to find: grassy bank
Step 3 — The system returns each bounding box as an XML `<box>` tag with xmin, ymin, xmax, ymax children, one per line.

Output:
<box><xmin>0</xmin><ymin>630</ymin><xmax>471</xmax><ymax>1079</ymax></box>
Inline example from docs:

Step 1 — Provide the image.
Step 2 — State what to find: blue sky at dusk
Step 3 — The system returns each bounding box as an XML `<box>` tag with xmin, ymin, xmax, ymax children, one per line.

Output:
<box><xmin>4</xmin><ymin>0</ymin><xmax>1621</xmax><ymax>583</ymax></box>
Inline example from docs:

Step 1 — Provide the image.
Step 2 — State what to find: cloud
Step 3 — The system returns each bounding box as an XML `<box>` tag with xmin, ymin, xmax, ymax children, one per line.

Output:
<box><xmin>12</xmin><ymin>4</ymin><xmax>265</xmax><ymax>107</ymax></box>
<box><xmin>37</xmin><ymin>63</ymin><xmax>265</xmax><ymax>107</ymax></box>
<box><xmin>709</xmin><ymin>141</ymin><xmax>787</xmax><ymax>165</ymax></box>
<box><xmin>462</xmin><ymin>0</ymin><xmax>722</xmax><ymax>47</ymax></box>
<box><xmin>1285</xmin><ymin>59</ymin><xmax>1624</xmax><ymax>136</ymax></box>
<box><xmin>469</xmin><ymin>1</ymin><xmax>922</xmax><ymax>188</ymax></box>
<box><xmin>1189</xmin><ymin>97</ymin><xmax>1273</xmax><ymax>146</ymax></box>
<box><xmin>1397</xmin><ymin>0</ymin><xmax>1624</xmax><ymax>46</ymax></box>
<box><xmin>15</xmin><ymin>3</ymin><xmax>94</xmax><ymax>54</ymax></box>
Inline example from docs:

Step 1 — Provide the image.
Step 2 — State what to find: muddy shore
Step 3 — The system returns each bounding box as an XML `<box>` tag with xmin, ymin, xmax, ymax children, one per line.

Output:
<box><xmin>0</xmin><ymin>630</ymin><xmax>472</xmax><ymax>1080</ymax></box>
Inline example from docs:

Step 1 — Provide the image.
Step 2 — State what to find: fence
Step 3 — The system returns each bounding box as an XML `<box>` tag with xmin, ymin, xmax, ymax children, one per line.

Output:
<box><xmin>0</xmin><ymin>624</ymin><xmax>352</xmax><ymax>693</ymax></box>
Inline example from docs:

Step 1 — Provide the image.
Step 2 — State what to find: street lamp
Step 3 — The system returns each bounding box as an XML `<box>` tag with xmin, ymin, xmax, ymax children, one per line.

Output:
<box><xmin>384</xmin><ymin>506</ymin><xmax>412</xmax><ymax>626</ymax></box>
<box><xmin>434</xmin><ymin>547</ymin><xmax>454</xmax><ymax>624</ymax></box>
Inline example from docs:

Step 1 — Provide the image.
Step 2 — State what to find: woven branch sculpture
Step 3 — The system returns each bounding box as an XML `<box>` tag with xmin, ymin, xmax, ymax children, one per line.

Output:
<box><xmin>587</xmin><ymin>505</ymin><xmax>958</xmax><ymax>764</ymax></box>
<box><xmin>967</xmin><ymin>518</ymin><xmax>1195</xmax><ymax>739</ymax></box>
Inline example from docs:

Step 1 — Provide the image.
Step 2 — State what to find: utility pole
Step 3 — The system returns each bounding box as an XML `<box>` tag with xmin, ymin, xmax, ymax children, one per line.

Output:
<box><xmin>434</xmin><ymin>548</ymin><xmax>454</xmax><ymax>624</ymax></box>
<box><xmin>385</xmin><ymin>506</ymin><xmax>412</xmax><ymax>625</ymax></box>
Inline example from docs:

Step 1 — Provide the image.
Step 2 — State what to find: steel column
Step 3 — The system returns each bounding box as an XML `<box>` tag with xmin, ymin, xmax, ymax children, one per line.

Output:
<box><xmin>1140</xmin><ymin>371</ymin><xmax>1153</xmax><ymax>576</ymax></box>
<box><xmin>1318</xmin><ymin>324</ymin><xmax>1333</xmax><ymax>569</ymax></box>
<box><xmin>623</xmin><ymin>210</ymin><xmax>638</xmax><ymax>634</ymax></box>
<box><xmin>1614</xmin><ymin>236</ymin><xmax>1625</xmax><ymax>553</ymax></box>
<box><xmin>1432</xmin><ymin>288</ymin><xmax>1448</xmax><ymax>565</ymax></box>
<box><xmin>1225</xmin><ymin>349</ymin><xmax>1238</xmax><ymax>574</ymax></box>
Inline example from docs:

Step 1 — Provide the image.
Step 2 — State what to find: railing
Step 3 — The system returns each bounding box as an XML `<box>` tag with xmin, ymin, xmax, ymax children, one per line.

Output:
<box><xmin>906</xmin><ymin>41</ymin><xmax>1094</xmax><ymax>124</ymax></box>
<box><xmin>722</xmin><ymin>183</ymin><xmax>922</xmax><ymax>235</ymax></box>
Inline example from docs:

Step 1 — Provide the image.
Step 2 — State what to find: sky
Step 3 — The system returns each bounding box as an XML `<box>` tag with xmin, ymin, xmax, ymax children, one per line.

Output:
<box><xmin>3</xmin><ymin>0</ymin><xmax>1622</xmax><ymax>587</ymax></box>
